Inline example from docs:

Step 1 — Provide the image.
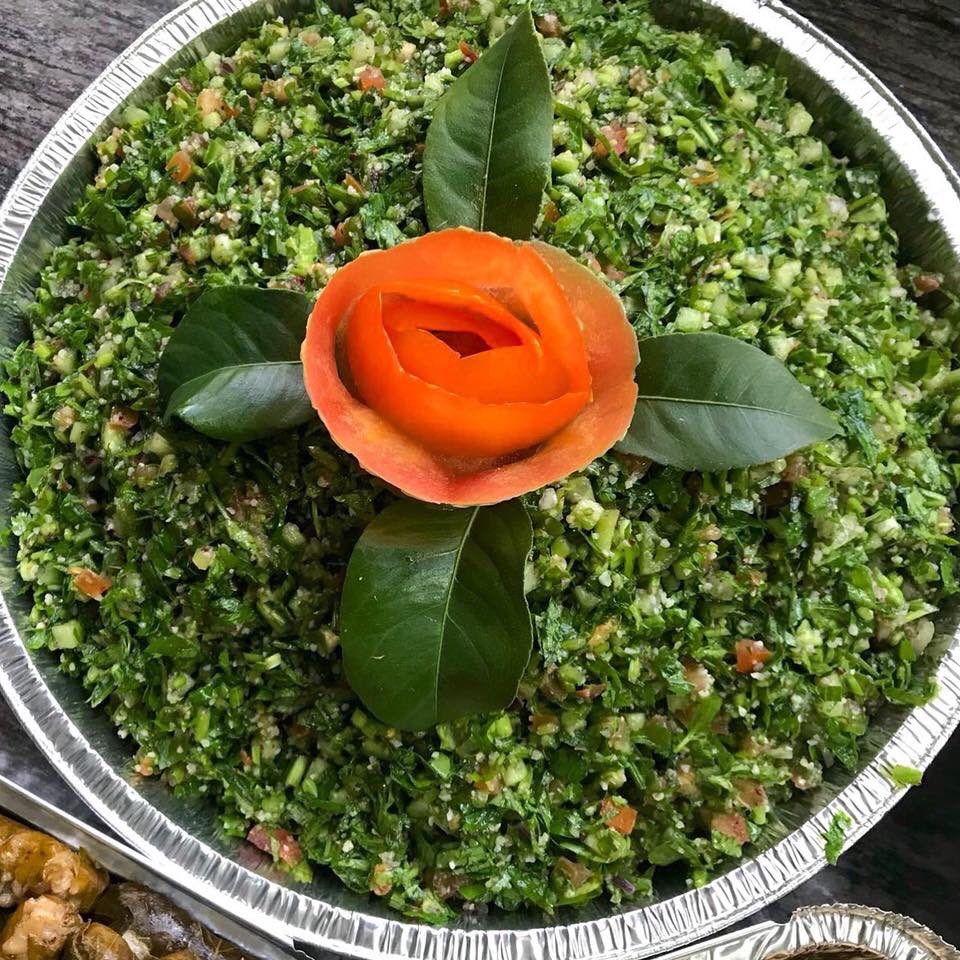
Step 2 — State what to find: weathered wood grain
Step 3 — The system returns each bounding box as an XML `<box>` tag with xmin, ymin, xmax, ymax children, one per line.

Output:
<box><xmin>791</xmin><ymin>0</ymin><xmax>960</xmax><ymax>163</ymax></box>
<box><xmin>0</xmin><ymin>0</ymin><xmax>180</xmax><ymax>192</ymax></box>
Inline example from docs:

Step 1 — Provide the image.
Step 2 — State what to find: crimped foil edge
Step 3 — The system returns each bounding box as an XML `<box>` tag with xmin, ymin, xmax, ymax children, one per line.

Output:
<box><xmin>657</xmin><ymin>905</ymin><xmax>960</xmax><ymax>960</ymax></box>
<box><xmin>0</xmin><ymin>1</ymin><xmax>958</xmax><ymax>959</ymax></box>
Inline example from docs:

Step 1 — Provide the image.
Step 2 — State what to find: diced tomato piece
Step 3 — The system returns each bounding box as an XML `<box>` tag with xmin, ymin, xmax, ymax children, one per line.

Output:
<box><xmin>196</xmin><ymin>88</ymin><xmax>224</xmax><ymax>116</ymax></box>
<box><xmin>261</xmin><ymin>78</ymin><xmax>291</xmax><ymax>103</ymax></box>
<box><xmin>601</xmin><ymin>799</ymin><xmax>638</xmax><ymax>835</ymax></box>
<box><xmin>574</xmin><ymin>683</ymin><xmax>606</xmax><ymax>700</ymax></box>
<box><xmin>711</xmin><ymin>812</ymin><xmax>749</xmax><ymax>845</ymax></box>
<box><xmin>543</xmin><ymin>200</ymin><xmax>560</xmax><ymax>223</ymax></box>
<box><xmin>165</xmin><ymin>150</ymin><xmax>192</xmax><ymax>184</ymax></box>
<box><xmin>430</xmin><ymin>869</ymin><xmax>463</xmax><ymax>900</ymax></box>
<box><xmin>782</xmin><ymin>455</ymin><xmax>808</xmax><ymax>483</ymax></box>
<box><xmin>109</xmin><ymin>407</ymin><xmax>140</xmax><ymax>430</ymax></box>
<box><xmin>246</xmin><ymin>824</ymin><xmax>272</xmax><ymax>853</ymax></box>
<box><xmin>530</xmin><ymin>712</ymin><xmax>559</xmax><ymax>734</ymax></box>
<box><xmin>676</xmin><ymin>764</ymin><xmax>699</xmax><ymax>798</ymax></box>
<box><xmin>735</xmin><ymin>639</ymin><xmax>772</xmax><ymax>674</ymax></box>
<box><xmin>587</xmin><ymin>620</ymin><xmax>617</xmax><ymax>648</ymax></box>
<box><xmin>246</xmin><ymin>825</ymin><xmax>302</xmax><ymax>865</ymax></box>
<box><xmin>343</xmin><ymin>173</ymin><xmax>365</xmax><ymax>195</ymax></box>
<box><xmin>683</xmin><ymin>660</ymin><xmax>714</xmax><ymax>695</ymax></box>
<box><xmin>733</xmin><ymin>778</ymin><xmax>767</xmax><ymax>809</ymax></box>
<box><xmin>357</xmin><ymin>66</ymin><xmax>386</xmax><ymax>92</ymax></box>
<box><xmin>68</xmin><ymin>567</ymin><xmax>112</xmax><ymax>601</ymax></box>
<box><xmin>278</xmin><ymin>834</ymin><xmax>302</xmax><ymax>866</ymax></box>
<box><xmin>459</xmin><ymin>40</ymin><xmax>478</xmax><ymax>63</ymax></box>
<box><xmin>556</xmin><ymin>857</ymin><xmax>592</xmax><ymax>887</ymax></box>
<box><xmin>475</xmin><ymin>774</ymin><xmax>503</xmax><ymax>795</ymax></box>
<box><xmin>535</xmin><ymin>13</ymin><xmax>562</xmax><ymax>37</ymax></box>
<box><xmin>594</xmin><ymin>124</ymin><xmax>628</xmax><ymax>158</ymax></box>
<box><xmin>689</xmin><ymin>171</ymin><xmax>719</xmax><ymax>186</ymax></box>
<box><xmin>178</xmin><ymin>242</ymin><xmax>199</xmax><ymax>266</ymax></box>
<box><xmin>333</xmin><ymin>219</ymin><xmax>353</xmax><ymax>248</ymax></box>
<box><xmin>370</xmin><ymin>862</ymin><xmax>392</xmax><ymax>896</ymax></box>
<box><xmin>628</xmin><ymin>67</ymin><xmax>650</xmax><ymax>92</ymax></box>
<box><xmin>133</xmin><ymin>755</ymin><xmax>155</xmax><ymax>778</ymax></box>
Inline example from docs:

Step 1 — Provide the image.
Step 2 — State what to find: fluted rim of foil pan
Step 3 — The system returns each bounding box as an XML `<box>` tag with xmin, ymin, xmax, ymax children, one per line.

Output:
<box><xmin>1</xmin><ymin>1</ymin><xmax>959</xmax><ymax>959</ymax></box>
<box><xmin>657</xmin><ymin>904</ymin><xmax>960</xmax><ymax>960</ymax></box>
<box><xmin>776</xmin><ymin>906</ymin><xmax>960</xmax><ymax>960</ymax></box>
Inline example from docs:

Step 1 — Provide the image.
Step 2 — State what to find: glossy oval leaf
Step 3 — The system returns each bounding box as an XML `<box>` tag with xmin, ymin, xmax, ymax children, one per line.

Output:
<box><xmin>423</xmin><ymin>9</ymin><xmax>553</xmax><ymax>239</ymax></box>
<box><xmin>340</xmin><ymin>499</ymin><xmax>533</xmax><ymax>730</ymax></box>
<box><xmin>616</xmin><ymin>332</ymin><xmax>839</xmax><ymax>471</ymax></box>
<box><xmin>158</xmin><ymin>286</ymin><xmax>314</xmax><ymax>442</ymax></box>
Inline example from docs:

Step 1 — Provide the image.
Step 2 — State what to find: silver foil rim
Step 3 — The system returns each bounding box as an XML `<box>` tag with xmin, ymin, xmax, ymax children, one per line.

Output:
<box><xmin>0</xmin><ymin>1</ymin><xmax>959</xmax><ymax>959</ymax></box>
<box><xmin>657</xmin><ymin>904</ymin><xmax>960</xmax><ymax>960</ymax></box>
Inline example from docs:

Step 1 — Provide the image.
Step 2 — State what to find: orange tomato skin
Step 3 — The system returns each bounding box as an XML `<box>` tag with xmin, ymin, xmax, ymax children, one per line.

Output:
<box><xmin>601</xmin><ymin>800</ymin><xmax>638</xmax><ymax>835</ymax></box>
<box><xmin>68</xmin><ymin>567</ymin><xmax>112</xmax><ymax>601</ymax></box>
<box><xmin>302</xmin><ymin>228</ymin><xmax>639</xmax><ymax>506</ymax></box>
<box><xmin>344</xmin><ymin>278</ymin><xmax>590</xmax><ymax>459</ymax></box>
<box><xmin>165</xmin><ymin>150</ymin><xmax>192</xmax><ymax>184</ymax></box>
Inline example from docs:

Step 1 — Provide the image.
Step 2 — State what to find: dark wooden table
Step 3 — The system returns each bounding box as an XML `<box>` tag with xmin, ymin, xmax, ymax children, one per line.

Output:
<box><xmin>1</xmin><ymin>0</ymin><xmax>959</xmax><ymax>947</ymax></box>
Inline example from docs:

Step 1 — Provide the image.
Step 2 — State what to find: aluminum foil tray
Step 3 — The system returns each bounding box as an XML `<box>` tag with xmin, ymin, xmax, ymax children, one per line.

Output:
<box><xmin>658</xmin><ymin>904</ymin><xmax>959</xmax><ymax>960</ymax></box>
<box><xmin>1</xmin><ymin>1</ymin><xmax>959</xmax><ymax>959</ymax></box>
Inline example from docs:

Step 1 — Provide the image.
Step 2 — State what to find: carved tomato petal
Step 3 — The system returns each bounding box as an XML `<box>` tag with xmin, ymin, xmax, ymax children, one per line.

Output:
<box><xmin>302</xmin><ymin>229</ymin><xmax>638</xmax><ymax>505</ymax></box>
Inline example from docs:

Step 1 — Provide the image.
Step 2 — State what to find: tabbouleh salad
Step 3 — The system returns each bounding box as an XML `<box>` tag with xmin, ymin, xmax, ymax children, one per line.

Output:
<box><xmin>4</xmin><ymin>0</ymin><xmax>960</xmax><ymax>922</ymax></box>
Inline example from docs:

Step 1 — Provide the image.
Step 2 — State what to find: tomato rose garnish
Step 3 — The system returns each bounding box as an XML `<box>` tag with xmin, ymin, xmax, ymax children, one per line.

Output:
<box><xmin>303</xmin><ymin>228</ymin><xmax>638</xmax><ymax>506</ymax></box>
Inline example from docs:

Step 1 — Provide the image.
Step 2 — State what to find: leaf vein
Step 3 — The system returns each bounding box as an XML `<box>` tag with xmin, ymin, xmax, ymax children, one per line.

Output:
<box><xmin>435</xmin><ymin>507</ymin><xmax>480</xmax><ymax>719</ymax></box>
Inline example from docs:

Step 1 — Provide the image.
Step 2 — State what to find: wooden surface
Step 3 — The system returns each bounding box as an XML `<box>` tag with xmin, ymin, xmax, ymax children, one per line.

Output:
<box><xmin>0</xmin><ymin>0</ymin><xmax>959</xmax><ymax>948</ymax></box>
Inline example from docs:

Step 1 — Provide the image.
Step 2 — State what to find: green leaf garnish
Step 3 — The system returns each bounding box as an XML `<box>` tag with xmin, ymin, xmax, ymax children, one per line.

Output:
<box><xmin>158</xmin><ymin>286</ymin><xmax>314</xmax><ymax>443</ymax></box>
<box><xmin>340</xmin><ymin>499</ymin><xmax>533</xmax><ymax>731</ymax></box>
<box><xmin>423</xmin><ymin>9</ymin><xmax>553</xmax><ymax>239</ymax></box>
<box><xmin>822</xmin><ymin>810</ymin><xmax>852</xmax><ymax>865</ymax></box>
<box><xmin>616</xmin><ymin>332</ymin><xmax>839</xmax><ymax>471</ymax></box>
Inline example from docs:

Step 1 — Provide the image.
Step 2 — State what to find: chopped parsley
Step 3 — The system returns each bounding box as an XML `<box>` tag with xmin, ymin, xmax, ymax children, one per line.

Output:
<box><xmin>823</xmin><ymin>811</ymin><xmax>853</xmax><ymax>865</ymax></box>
